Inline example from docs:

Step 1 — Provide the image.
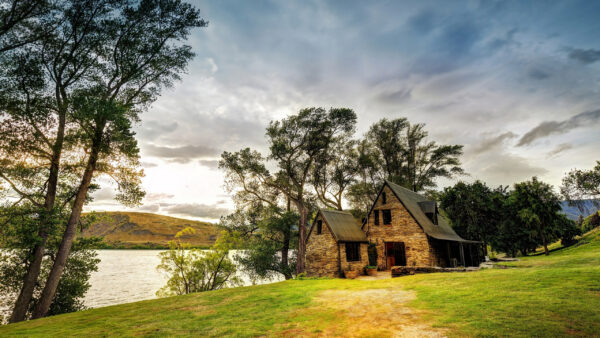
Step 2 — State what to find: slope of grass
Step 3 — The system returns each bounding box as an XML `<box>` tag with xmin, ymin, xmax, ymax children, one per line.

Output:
<box><xmin>2</xmin><ymin>229</ymin><xmax>599</xmax><ymax>337</ymax></box>
<box><xmin>80</xmin><ymin>211</ymin><xmax>217</xmax><ymax>249</ymax></box>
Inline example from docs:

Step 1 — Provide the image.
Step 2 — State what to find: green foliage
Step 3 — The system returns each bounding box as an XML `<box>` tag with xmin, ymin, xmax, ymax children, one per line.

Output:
<box><xmin>561</xmin><ymin>161</ymin><xmax>600</xmax><ymax>214</ymax></box>
<box><xmin>439</xmin><ymin>181</ymin><xmax>503</xmax><ymax>249</ymax></box>
<box><xmin>0</xmin><ymin>204</ymin><xmax>100</xmax><ymax>324</ymax></box>
<box><xmin>367</xmin><ymin>242</ymin><xmax>378</xmax><ymax>267</ymax></box>
<box><xmin>156</xmin><ymin>229</ymin><xmax>240</xmax><ymax>297</ymax></box>
<box><xmin>220</xmin><ymin>206</ymin><xmax>298</xmax><ymax>280</ymax></box>
<box><xmin>582</xmin><ymin>211</ymin><xmax>600</xmax><ymax>233</ymax></box>
<box><xmin>347</xmin><ymin>118</ymin><xmax>464</xmax><ymax>214</ymax></box>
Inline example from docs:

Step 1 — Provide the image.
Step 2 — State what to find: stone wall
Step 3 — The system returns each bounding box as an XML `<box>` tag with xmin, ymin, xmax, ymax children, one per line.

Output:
<box><xmin>339</xmin><ymin>242</ymin><xmax>369</xmax><ymax>273</ymax></box>
<box><xmin>305</xmin><ymin>213</ymin><xmax>340</xmax><ymax>277</ymax></box>
<box><xmin>363</xmin><ymin>185</ymin><xmax>437</xmax><ymax>269</ymax></box>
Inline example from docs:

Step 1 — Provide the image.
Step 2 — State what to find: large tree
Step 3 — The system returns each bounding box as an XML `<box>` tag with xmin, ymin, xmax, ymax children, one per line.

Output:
<box><xmin>220</xmin><ymin>107</ymin><xmax>356</xmax><ymax>275</ymax></box>
<box><xmin>509</xmin><ymin>177</ymin><xmax>565</xmax><ymax>256</ymax></box>
<box><xmin>1</xmin><ymin>0</ymin><xmax>206</xmax><ymax>321</ymax></box>
<box><xmin>1</xmin><ymin>0</ymin><xmax>119</xmax><ymax>321</ymax></box>
<box><xmin>439</xmin><ymin>181</ymin><xmax>503</xmax><ymax>255</ymax></box>
<box><xmin>561</xmin><ymin>161</ymin><xmax>600</xmax><ymax>215</ymax></box>
<box><xmin>31</xmin><ymin>0</ymin><xmax>206</xmax><ymax>319</ymax></box>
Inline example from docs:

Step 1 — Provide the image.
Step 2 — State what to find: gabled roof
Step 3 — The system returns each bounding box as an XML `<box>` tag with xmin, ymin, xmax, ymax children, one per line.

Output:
<box><xmin>374</xmin><ymin>180</ymin><xmax>480</xmax><ymax>243</ymax></box>
<box><xmin>307</xmin><ymin>209</ymin><xmax>368</xmax><ymax>243</ymax></box>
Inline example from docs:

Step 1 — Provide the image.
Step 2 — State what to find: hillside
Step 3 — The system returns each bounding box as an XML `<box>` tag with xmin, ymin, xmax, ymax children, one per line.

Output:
<box><xmin>3</xmin><ymin>229</ymin><xmax>599</xmax><ymax>336</ymax></box>
<box><xmin>560</xmin><ymin>199</ymin><xmax>599</xmax><ymax>220</ymax></box>
<box><xmin>79</xmin><ymin>212</ymin><xmax>217</xmax><ymax>249</ymax></box>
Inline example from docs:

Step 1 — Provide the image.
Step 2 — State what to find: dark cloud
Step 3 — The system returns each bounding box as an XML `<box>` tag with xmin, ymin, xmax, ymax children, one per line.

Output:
<box><xmin>143</xmin><ymin>144</ymin><xmax>219</xmax><ymax>163</ymax></box>
<box><xmin>528</xmin><ymin>68</ymin><xmax>550</xmax><ymax>80</ymax></box>
<box><xmin>470</xmin><ymin>132</ymin><xmax>517</xmax><ymax>155</ymax></box>
<box><xmin>568</xmin><ymin>48</ymin><xmax>600</xmax><ymax>64</ymax></box>
<box><xmin>547</xmin><ymin>143</ymin><xmax>573</xmax><ymax>158</ymax></box>
<box><xmin>160</xmin><ymin>203</ymin><xmax>229</xmax><ymax>219</ymax></box>
<box><xmin>517</xmin><ymin>110</ymin><xmax>600</xmax><ymax>146</ymax></box>
<box><xmin>408</xmin><ymin>10</ymin><xmax>435</xmax><ymax>34</ymax></box>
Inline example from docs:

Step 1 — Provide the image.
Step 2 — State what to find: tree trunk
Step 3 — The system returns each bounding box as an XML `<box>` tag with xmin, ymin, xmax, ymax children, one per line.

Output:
<box><xmin>541</xmin><ymin>230</ymin><xmax>549</xmax><ymax>256</ymax></box>
<box><xmin>9</xmin><ymin>112</ymin><xmax>65</xmax><ymax>323</ymax></box>
<box><xmin>281</xmin><ymin>223</ymin><xmax>291</xmax><ymax>280</ymax></box>
<box><xmin>295</xmin><ymin>203</ymin><xmax>307</xmax><ymax>275</ymax></box>
<box><xmin>32</xmin><ymin>131</ymin><xmax>101</xmax><ymax>319</ymax></box>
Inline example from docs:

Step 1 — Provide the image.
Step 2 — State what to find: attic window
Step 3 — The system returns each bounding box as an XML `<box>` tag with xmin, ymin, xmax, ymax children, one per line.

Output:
<box><xmin>374</xmin><ymin>210</ymin><xmax>380</xmax><ymax>225</ymax></box>
<box><xmin>418</xmin><ymin>201</ymin><xmax>438</xmax><ymax>225</ymax></box>
<box><xmin>317</xmin><ymin>220</ymin><xmax>322</xmax><ymax>234</ymax></box>
<box><xmin>345</xmin><ymin>242</ymin><xmax>360</xmax><ymax>262</ymax></box>
<box><xmin>382</xmin><ymin>209</ymin><xmax>392</xmax><ymax>225</ymax></box>
<box><xmin>382</xmin><ymin>192</ymin><xmax>387</xmax><ymax>205</ymax></box>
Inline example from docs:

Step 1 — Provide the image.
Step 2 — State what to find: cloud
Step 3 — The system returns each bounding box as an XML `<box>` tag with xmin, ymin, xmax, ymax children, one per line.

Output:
<box><xmin>476</xmin><ymin>153</ymin><xmax>549</xmax><ymax>186</ymax></box>
<box><xmin>528</xmin><ymin>68</ymin><xmax>550</xmax><ymax>80</ymax></box>
<box><xmin>142</xmin><ymin>144</ymin><xmax>219</xmax><ymax>163</ymax></box>
<box><xmin>140</xmin><ymin>161</ymin><xmax>158</xmax><ymax>168</ymax></box>
<box><xmin>160</xmin><ymin>203</ymin><xmax>229</xmax><ymax>219</ymax></box>
<box><xmin>137</xmin><ymin>120</ymin><xmax>179</xmax><ymax>140</ymax></box>
<box><xmin>470</xmin><ymin>132</ymin><xmax>517</xmax><ymax>155</ymax></box>
<box><xmin>517</xmin><ymin>110</ymin><xmax>600</xmax><ymax>146</ymax></box>
<box><xmin>547</xmin><ymin>143</ymin><xmax>573</xmax><ymax>158</ymax></box>
<box><xmin>198</xmin><ymin>159</ymin><xmax>220</xmax><ymax>169</ymax></box>
<box><xmin>144</xmin><ymin>192</ymin><xmax>175</xmax><ymax>203</ymax></box>
<box><xmin>568</xmin><ymin>48</ymin><xmax>600</xmax><ymax>64</ymax></box>
<box><xmin>136</xmin><ymin>204</ymin><xmax>160</xmax><ymax>213</ymax></box>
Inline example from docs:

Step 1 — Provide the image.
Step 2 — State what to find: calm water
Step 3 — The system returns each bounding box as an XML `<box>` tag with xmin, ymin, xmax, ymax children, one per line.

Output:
<box><xmin>84</xmin><ymin>250</ymin><xmax>283</xmax><ymax>309</ymax></box>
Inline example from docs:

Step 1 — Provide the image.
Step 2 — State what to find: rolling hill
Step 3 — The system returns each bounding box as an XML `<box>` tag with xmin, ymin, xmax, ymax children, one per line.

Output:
<box><xmin>560</xmin><ymin>200</ymin><xmax>599</xmax><ymax>220</ymax></box>
<box><xmin>79</xmin><ymin>212</ymin><xmax>217</xmax><ymax>249</ymax></box>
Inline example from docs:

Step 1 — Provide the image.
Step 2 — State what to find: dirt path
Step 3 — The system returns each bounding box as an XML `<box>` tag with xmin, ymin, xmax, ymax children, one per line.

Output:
<box><xmin>313</xmin><ymin>288</ymin><xmax>446</xmax><ymax>337</ymax></box>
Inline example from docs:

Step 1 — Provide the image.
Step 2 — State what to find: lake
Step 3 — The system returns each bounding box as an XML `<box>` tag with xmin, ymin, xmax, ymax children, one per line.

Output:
<box><xmin>84</xmin><ymin>250</ymin><xmax>283</xmax><ymax>309</ymax></box>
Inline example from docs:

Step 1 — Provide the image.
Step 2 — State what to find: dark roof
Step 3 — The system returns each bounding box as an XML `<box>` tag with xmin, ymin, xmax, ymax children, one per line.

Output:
<box><xmin>309</xmin><ymin>209</ymin><xmax>368</xmax><ymax>243</ymax></box>
<box><xmin>384</xmin><ymin>180</ymin><xmax>480</xmax><ymax>243</ymax></box>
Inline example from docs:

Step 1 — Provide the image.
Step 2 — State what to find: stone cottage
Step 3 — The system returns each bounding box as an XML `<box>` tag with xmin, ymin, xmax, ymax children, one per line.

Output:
<box><xmin>305</xmin><ymin>180</ymin><xmax>482</xmax><ymax>277</ymax></box>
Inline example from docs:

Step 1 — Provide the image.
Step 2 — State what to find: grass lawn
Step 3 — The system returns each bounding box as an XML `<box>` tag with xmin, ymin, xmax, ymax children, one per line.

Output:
<box><xmin>1</xmin><ymin>229</ymin><xmax>599</xmax><ymax>337</ymax></box>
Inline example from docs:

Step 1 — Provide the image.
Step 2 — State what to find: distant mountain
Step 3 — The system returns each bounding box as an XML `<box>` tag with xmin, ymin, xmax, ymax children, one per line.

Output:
<box><xmin>560</xmin><ymin>200</ymin><xmax>600</xmax><ymax>221</ymax></box>
<box><xmin>80</xmin><ymin>212</ymin><xmax>217</xmax><ymax>248</ymax></box>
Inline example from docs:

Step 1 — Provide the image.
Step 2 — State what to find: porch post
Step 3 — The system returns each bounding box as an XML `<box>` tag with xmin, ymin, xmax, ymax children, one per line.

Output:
<box><xmin>459</xmin><ymin>242</ymin><xmax>465</xmax><ymax>267</ymax></box>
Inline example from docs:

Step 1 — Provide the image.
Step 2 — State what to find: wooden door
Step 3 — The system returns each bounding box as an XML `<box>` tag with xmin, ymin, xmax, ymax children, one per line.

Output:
<box><xmin>386</xmin><ymin>242</ymin><xmax>406</xmax><ymax>268</ymax></box>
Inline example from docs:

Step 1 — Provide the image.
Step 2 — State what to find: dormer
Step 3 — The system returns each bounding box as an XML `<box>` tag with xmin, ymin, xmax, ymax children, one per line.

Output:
<box><xmin>418</xmin><ymin>201</ymin><xmax>438</xmax><ymax>225</ymax></box>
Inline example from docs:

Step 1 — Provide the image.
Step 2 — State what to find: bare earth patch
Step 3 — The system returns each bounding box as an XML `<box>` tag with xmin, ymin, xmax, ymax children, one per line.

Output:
<box><xmin>313</xmin><ymin>289</ymin><xmax>446</xmax><ymax>337</ymax></box>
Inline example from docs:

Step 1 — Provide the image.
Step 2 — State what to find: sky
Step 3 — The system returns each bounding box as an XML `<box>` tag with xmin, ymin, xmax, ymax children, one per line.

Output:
<box><xmin>87</xmin><ymin>0</ymin><xmax>600</xmax><ymax>222</ymax></box>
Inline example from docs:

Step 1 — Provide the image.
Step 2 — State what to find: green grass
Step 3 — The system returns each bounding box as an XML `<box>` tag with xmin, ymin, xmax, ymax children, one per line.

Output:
<box><xmin>2</xmin><ymin>229</ymin><xmax>599</xmax><ymax>337</ymax></box>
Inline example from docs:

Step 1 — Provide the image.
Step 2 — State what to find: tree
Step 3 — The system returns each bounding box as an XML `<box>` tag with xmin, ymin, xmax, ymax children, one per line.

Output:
<box><xmin>156</xmin><ymin>229</ymin><xmax>240</xmax><ymax>297</ymax></box>
<box><xmin>509</xmin><ymin>177</ymin><xmax>564</xmax><ymax>256</ymax></box>
<box><xmin>561</xmin><ymin>161</ymin><xmax>600</xmax><ymax>214</ymax></box>
<box><xmin>220</xmin><ymin>205</ymin><xmax>298</xmax><ymax>280</ymax></box>
<box><xmin>311</xmin><ymin>138</ymin><xmax>358</xmax><ymax>210</ymax></box>
<box><xmin>0</xmin><ymin>0</ymin><xmax>54</xmax><ymax>53</ymax></box>
<box><xmin>31</xmin><ymin>0</ymin><xmax>206</xmax><ymax>318</ymax></box>
<box><xmin>1</xmin><ymin>0</ymin><xmax>138</xmax><ymax>321</ymax></box>
<box><xmin>439</xmin><ymin>181</ymin><xmax>502</xmax><ymax>255</ymax></box>
<box><xmin>364</xmin><ymin>118</ymin><xmax>464</xmax><ymax>192</ymax></box>
<box><xmin>0</xmin><ymin>203</ymin><xmax>100</xmax><ymax>323</ymax></box>
<box><xmin>220</xmin><ymin>107</ymin><xmax>356</xmax><ymax>275</ymax></box>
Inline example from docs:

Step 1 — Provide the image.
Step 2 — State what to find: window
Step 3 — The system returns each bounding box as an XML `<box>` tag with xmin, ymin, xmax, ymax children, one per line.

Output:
<box><xmin>382</xmin><ymin>209</ymin><xmax>392</xmax><ymax>225</ymax></box>
<box><xmin>382</xmin><ymin>192</ymin><xmax>387</xmax><ymax>205</ymax></box>
<box><xmin>317</xmin><ymin>220</ymin><xmax>322</xmax><ymax>234</ymax></box>
<box><xmin>374</xmin><ymin>210</ymin><xmax>379</xmax><ymax>225</ymax></box>
<box><xmin>345</xmin><ymin>242</ymin><xmax>360</xmax><ymax>262</ymax></box>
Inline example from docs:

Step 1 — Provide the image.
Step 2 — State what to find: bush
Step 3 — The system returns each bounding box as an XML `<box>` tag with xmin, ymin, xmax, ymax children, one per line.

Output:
<box><xmin>367</xmin><ymin>242</ymin><xmax>378</xmax><ymax>266</ymax></box>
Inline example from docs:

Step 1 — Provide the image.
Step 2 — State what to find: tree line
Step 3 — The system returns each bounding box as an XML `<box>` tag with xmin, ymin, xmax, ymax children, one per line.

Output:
<box><xmin>0</xmin><ymin>0</ymin><xmax>206</xmax><ymax>323</ymax></box>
